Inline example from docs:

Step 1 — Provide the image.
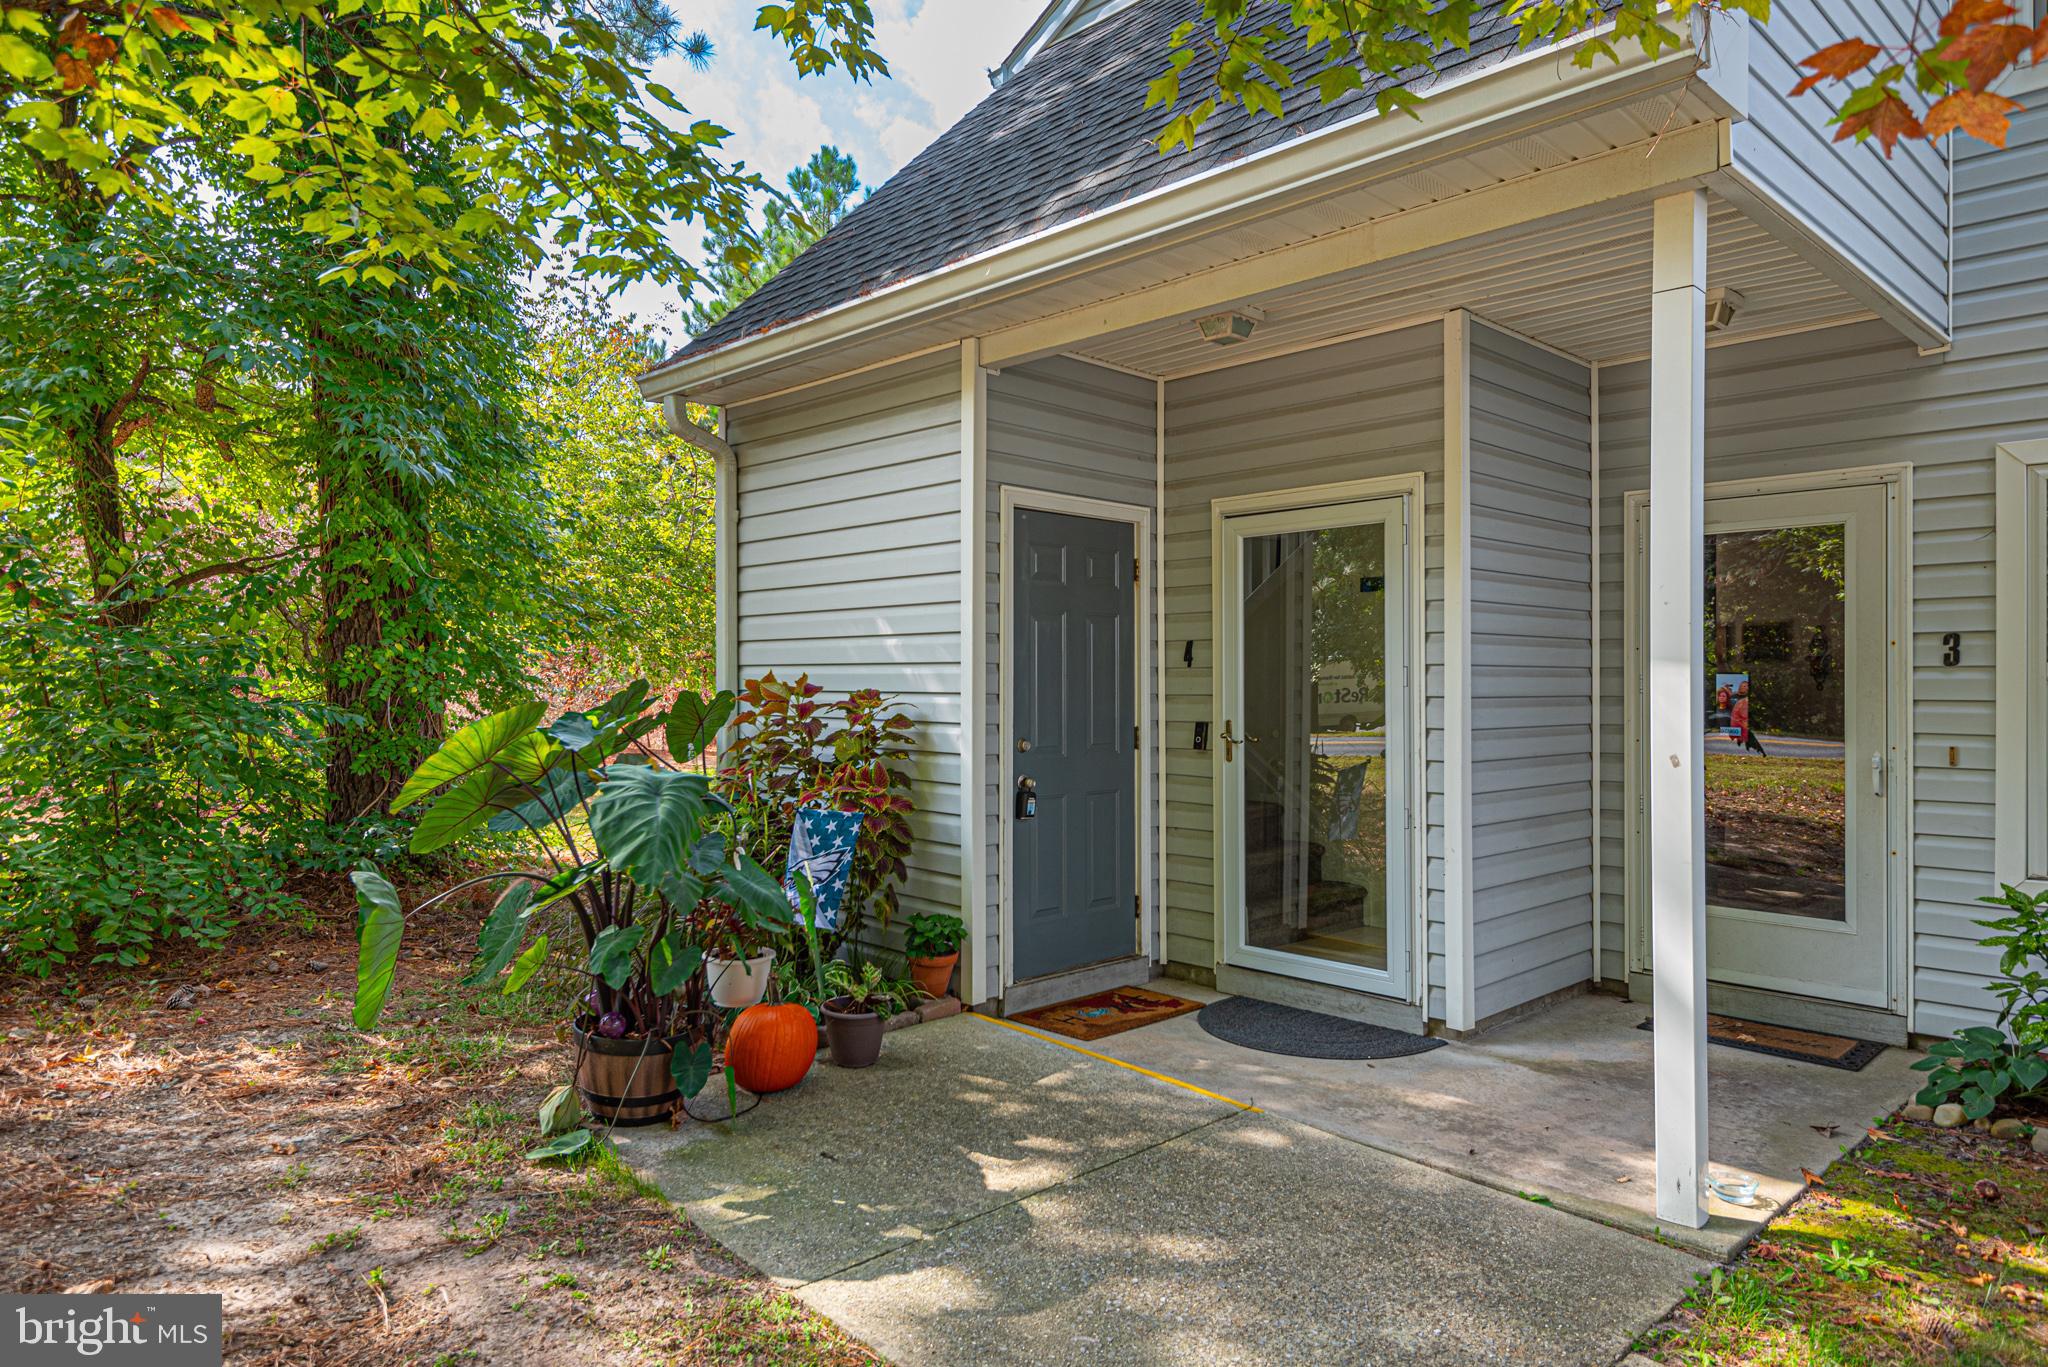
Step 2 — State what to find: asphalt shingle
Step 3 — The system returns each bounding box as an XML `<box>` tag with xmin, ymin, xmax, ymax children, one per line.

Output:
<box><xmin>656</xmin><ymin>0</ymin><xmax>1525</xmax><ymax>369</ymax></box>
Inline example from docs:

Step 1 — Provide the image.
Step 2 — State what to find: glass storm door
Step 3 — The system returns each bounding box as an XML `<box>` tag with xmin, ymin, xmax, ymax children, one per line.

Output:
<box><xmin>1219</xmin><ymin>497</ymin><xmax>1411</xmax><ymax>998</ymax></box>
<box><xmin>1638</xmin><ymin>484</ymin><xmax>1893</xmax><ymax>1008</ymax></box>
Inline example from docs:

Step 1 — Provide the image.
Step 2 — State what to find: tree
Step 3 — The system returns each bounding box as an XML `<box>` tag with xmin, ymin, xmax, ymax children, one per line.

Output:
<box><xmin>0</xmin><ymin>0</ymin><xmax>886</xmax><ymax>292</ymax></box>
<box><xmin>1150</xmin><ymin>0</ymin><xmax>2047</xmax><ymax>157</ymax></box>
<box><xmin>687</xmin><ymin>146</ymin><xmax>863</xmax><ymax>336</ymax></box>
<box><xmin>525</xmin><ymin>272</ymin><xmax>717</xmax><ymax>699</ymax></box>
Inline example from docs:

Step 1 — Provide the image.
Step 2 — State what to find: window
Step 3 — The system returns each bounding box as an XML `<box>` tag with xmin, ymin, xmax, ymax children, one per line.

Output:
<box><xmin>1994</xmin><ymin>440</ymin><xmax>2048</xmax><ymax>889</ymax></box>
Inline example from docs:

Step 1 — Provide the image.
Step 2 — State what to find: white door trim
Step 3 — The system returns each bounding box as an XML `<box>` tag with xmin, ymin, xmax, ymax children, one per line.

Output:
<box><xmin>1208</xmin><ymin>473</ymin><xmax>1429</xmax><ymax>1006</ymax></box>
<box><xmin>998</xmin><ymin>486</ymin><xmax>1156</xmax><ymax>992</ymax></box>
<box><xmin>1619</xmin><ymin>464</ymin><xmax>1913</xmax><ymax>1022</ymax></box>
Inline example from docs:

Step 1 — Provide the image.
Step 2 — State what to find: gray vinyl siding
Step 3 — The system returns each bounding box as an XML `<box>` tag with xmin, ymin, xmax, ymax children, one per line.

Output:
<box><xmin>727</xmin><ymin>355</ymin><xmax>966</xmax><ymax>935</ymax></box>
<box><xmin>1593</xmin><ymin>104</ymin><xmax>2048</xmax><ymax>1036</ymax></box>
<box><xmin>1160</xmin><ymin>325</ymin><xmax>1447</xmax><ymax>1009</ymax></box>
<box><xmin>1466</xmin><ymin>325</ymin><xmax>1595</xmax><ymax>1021</ymax></box>
<box><xmin>1732</xmin><ymin>0</ymin><xmax>1950</xmax><ymax>334</ymax></box>
<box><xmin>985</xmin><ymin>356</ymin><xmax>1161</xmax><ymax>1001</ymax></box>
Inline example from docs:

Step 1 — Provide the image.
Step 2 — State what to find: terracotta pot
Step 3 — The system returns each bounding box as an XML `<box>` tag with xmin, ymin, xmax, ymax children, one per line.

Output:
<box><xmin>727</xmin><ymin>1002</ymin><xmax>817</xmax><ymax>1094</ymax></box>
<box><xmin>821</xmin><ymin>996</ymin><xmax>885</xmax><ymax>1068</ymax></box>
<box><xmin>571</xmin><ymin>1024</ymin><xmax>685</xmax><ymax>1126</ymax></box>
<box><xmin>908</xmin><ymin>952</ymin><xmax>958</xmax><ymax>1001</ymax></box>
<box><xmin>705</xmin><ymin>950</ymin><xmax>775</xmax><ymax>1008</ymax></box>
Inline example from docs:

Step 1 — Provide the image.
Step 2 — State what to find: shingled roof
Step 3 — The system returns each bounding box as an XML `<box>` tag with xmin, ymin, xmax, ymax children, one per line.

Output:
<box><xmin>654</xmin><ymin>0</ymin><xmax>1525</xmax><ymax>370</ymax></box>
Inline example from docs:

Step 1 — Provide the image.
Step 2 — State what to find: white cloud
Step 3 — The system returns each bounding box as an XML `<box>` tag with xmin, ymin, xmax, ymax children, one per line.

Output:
<box><xmin>614</xmin><ymin>0</ymin><xmax>1053</xmax><ymax>335</ymax></box>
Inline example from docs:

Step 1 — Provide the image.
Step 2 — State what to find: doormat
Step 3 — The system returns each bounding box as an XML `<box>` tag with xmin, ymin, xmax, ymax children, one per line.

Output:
<box><xmin>1196</xmin><ymin>996</ymin><xmax>1444</xmax><ymax>1060</ymax></box>
<box><xmin>1011</xmin><ymin>987</ymin><xmax>1203</xmax><ymax>1041</ymax></box>
<box><xmin>1636</xmin><ymin>1014</ymin><xmax>1888</xmax><ymax>1071</ymax></box>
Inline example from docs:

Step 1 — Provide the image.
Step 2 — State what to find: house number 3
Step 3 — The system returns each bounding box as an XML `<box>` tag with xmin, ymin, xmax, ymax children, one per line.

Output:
<box><xmin>1942</xmin><ymin>632</ymin><xmax>1962</xmax><ymax>666</ymax></box>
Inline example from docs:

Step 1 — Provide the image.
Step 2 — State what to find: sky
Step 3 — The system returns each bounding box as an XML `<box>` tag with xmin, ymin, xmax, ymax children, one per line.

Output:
<box><xmin>617</xmin><ymin>0</ymin><xmax>1049</xmax><ymax>341</ymax></box>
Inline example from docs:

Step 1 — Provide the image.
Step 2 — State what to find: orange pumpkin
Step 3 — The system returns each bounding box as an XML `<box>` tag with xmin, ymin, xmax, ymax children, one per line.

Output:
<box><xmin>726</xmin><ymin>1002</ymin><xmax>817</xmax><ymax>1094</ymax></box>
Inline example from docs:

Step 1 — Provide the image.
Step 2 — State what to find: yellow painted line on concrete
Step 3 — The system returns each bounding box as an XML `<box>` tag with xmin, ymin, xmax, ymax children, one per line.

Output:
<box><xmin>972</xmin><ymin>1012</ymin><xmax>1262</xmax><ymax>1113</ymax></box>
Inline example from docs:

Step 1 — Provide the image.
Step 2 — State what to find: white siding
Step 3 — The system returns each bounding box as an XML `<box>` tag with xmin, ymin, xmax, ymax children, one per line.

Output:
<box><xmin>1467</xmin><ymin>325</ymin><xmax>1595</xmax><ymax>1020</ymax></box>
<box><xmin>1160</xmin><ymin>325</ymin><xmax>1448</xmax><ymax>1009</ymax></box>
<box><xmin>985</xmin><ymin>356</ymin><xmax>1161</xmax><ymax>998</ymax></box>
<box><xmin>1595</xmin><ymin>105</ymin><xmax>2048</xmax><ymax>1036</ymax></box>
<box><xmin>728</xmin><ymin>356</ymin><xmax>966</xmax><ymax>933</ymax></box>
<box><xmin>1731</xmin><ymin>0</ymin><xmax>1950</xmax><ymax>334</ymax></box>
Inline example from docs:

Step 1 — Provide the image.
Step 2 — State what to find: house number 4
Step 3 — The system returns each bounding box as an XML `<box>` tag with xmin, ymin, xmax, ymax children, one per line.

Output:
<box><xmin>1942</xmin><ymin>632</ymin><xmax>1962</xmax><ymax>666</ymax></box>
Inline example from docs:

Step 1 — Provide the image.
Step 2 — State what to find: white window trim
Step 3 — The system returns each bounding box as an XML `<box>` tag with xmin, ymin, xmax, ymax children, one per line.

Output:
<box><xmin>1993</xmin><ymin>439</ymin><xmax>2048</xmax><ymax>893</ymax></box>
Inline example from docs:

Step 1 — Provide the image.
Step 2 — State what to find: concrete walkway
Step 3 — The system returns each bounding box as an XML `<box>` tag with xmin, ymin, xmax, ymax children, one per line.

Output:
<box><xmin>620</xmin><ymin>1015</ymin><xmax>1707</xmax><ymax>1366</ymax></box>
<box><xmin>1052</xmin><ymin>988</ymin><xmax>1922</xmax><ymax>1258</ymax></box>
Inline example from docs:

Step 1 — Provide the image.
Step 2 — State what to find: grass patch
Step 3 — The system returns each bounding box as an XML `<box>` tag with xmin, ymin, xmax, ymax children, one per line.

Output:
<box><xmin>1638</xmin><ymin>1117</ymin><xmax>2048</xmax><ymax>1365</ymax></box>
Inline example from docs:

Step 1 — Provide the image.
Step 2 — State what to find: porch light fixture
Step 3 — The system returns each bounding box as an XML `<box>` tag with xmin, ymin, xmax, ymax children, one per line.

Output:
<box><xmin>1703</xmin><ymin>286</ymin><xmax>1745</xmax><ymax>334</ymax></box>
<box><xmin>1196</xmin><ymin>308</ymin><xmax>1263</xmax><ymax>345</ymax></box>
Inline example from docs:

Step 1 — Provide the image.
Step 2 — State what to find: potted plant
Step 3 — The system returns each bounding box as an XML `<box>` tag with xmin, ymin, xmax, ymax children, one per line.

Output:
<box><xmin>904</xmin><ymin>912</ymin><xmax>966</xmax><ymax>1000</ymax></box>
<box><xmin>346</xmin><ymin>682</ymin><xmax>793</xmax><ymax>1137</ymax></box>
<box><xmin>816</xmin><ymin>959</ymin><xmax>917</xmax><ymax>1069</ymax></box>
<box><xmin>691</xmin><ymin>897</ymin><xmax>776</xmax><ymax>1008</ymax></box>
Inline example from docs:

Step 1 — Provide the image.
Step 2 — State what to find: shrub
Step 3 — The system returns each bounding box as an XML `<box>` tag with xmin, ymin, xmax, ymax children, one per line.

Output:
<box><xmin>0</xmin><ymin>539</ymin><xmax>327</xmax><ymax>972</ymax></box>
<box><xmin>1911</xmin><ymin>883</ymin><xmax>2048</xmax><ymax>1119</ymax></box>
<box><xmin>717</xmin><ymin>672</ymin><xmax>915</xmax><ymax>946</ymax></box>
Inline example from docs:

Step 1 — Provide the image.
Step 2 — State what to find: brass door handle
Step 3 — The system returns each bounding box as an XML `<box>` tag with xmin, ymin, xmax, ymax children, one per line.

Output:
<box><xmin>1219</xmin><ymin>721</ymin><xmax>1260</xmax><ymax>761</ymax></box>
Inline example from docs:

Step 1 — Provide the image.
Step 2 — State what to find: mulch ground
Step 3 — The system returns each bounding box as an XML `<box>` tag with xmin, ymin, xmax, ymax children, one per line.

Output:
<box><xmin>0</xmin><ymin>876</ymin><xmax>880</xmax><ymax>1366</ymax></box>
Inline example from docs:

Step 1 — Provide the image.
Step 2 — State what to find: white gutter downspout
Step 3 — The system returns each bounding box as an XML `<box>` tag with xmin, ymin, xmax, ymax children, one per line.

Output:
<box><xmin>1589</xmin><ymin>366</ymin><xmax>1603</xmax><ymax>987</ymax></box>
<box><xmin>661</xmin><ymin>396</ymin><xmax>737</xmax><ymax>705</ymax></box>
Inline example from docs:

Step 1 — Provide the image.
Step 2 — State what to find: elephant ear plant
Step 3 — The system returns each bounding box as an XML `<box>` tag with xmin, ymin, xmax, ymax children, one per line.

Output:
<box><xmin>348</xmin><ymin>681</ymin><xmax>792</xmax><ymax>1145</ymax></box>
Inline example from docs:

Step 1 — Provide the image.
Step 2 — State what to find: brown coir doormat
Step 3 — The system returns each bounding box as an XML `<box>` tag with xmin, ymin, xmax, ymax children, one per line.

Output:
<box><xmin>1636</xmin><ymin>1013</ymin><xmax>1888</xmax><ymax>1071</ymax></box>
<box><xmin>1012</xmin><ymin>987</ymin><xmax>1203</xmax><ymax>1041</ymax></box>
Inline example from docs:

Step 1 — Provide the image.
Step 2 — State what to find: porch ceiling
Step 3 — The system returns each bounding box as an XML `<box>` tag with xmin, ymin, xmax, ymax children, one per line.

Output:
<box><xmin>1061</xmin><ymin>194</ymin><xmax>1871</xmax><ymax>378</ymax></box>
<box><xmin>678</xmin><ymin>56</ymin><xmax>1740</xmax><ymax>408</ymax></box>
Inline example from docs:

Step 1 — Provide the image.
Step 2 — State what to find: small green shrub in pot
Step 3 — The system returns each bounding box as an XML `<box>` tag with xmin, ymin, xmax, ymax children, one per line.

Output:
<box><xmin>904</xmin><ymin>912</ymin><xmax>966</xmax><ymax>1000</ymax></box>
<box><xmin>1911</xmin><ymin>883</ymin><xmax>2048</xmax><ymax>1121</ymax></box>
<box><xmin>817</xmin><ymin>959</ymin><xmax>918</xmax><ymax>1069</ymax></box>
<box><xmin>346</xmin><ymin>682</ymin><xmax>794</xmax><ymax>1146</ymax></box>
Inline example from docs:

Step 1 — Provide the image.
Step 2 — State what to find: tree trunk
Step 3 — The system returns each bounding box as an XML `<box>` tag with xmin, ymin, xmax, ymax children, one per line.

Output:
<box><xmin>312</xmin><ymin>348</ymin><xmax>443</xmax><ymax>829</ymax></box>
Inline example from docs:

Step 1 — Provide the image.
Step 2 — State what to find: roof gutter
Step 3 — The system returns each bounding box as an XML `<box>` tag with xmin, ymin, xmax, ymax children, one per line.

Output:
<box><xmin>639</xmin><ymin>24</ymin><xmax>1725</xmax><ymax>407</ymax></box>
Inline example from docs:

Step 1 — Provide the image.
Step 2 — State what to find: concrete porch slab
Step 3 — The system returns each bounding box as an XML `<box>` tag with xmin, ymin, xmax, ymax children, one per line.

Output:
<box><xmin>617</xmin><ymin>1014</ymin><xmax>1240</xmax><ymax>1283</ymax></box>
<box><xmin>1041</xmin><ymin>986</ymin><xmax>1924</xmax><ymax>1257</ymax></box>
<box><xmin>801</xmin><ymin>1107</ymin><xmax>1704</xmax><ymax>1367</ymax></box>
<box><xmin>623</xmin><ymin>1012</ymin><xmax>1707</xmax><ymax>1366</ymax></box>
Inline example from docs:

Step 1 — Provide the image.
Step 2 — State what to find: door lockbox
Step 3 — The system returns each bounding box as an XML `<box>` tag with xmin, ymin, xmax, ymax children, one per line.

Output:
<box><xmin>1015</xmin><ymin>775</ymin><xmax>1038</xmax><ymax>821</ymax></box>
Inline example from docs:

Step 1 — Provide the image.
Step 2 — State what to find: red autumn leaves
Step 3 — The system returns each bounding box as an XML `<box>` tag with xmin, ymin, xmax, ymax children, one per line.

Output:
<box><xmin>50</xmin><ymin>5</ymin><xmax>190</xmax><ymax>92</ymax></box>
<box><xmin>1793</xmin><ymin>0</ymin><xmax>2048</xmax><ymax>154</ymax></box>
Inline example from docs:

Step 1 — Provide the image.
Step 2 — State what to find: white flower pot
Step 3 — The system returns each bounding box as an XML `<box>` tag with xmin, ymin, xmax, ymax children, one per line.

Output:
<box><xmin>705</xmin><ymin>950</ymin><xmax>775</xmax><ymax>1008</ymax></box>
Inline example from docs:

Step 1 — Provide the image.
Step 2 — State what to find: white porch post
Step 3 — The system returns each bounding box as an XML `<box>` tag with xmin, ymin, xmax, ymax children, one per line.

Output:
<box><xmin>1648</xmin><ymin>189</ymin><xmax>1710</xmax><ymax>1230</ymax></box>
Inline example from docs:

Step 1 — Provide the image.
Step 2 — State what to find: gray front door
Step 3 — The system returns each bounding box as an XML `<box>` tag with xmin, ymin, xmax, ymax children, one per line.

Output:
<box><xmin>1011</xmin><ymin>506</ymin><xmax>1136</xmax><ymax>982</ymax></box>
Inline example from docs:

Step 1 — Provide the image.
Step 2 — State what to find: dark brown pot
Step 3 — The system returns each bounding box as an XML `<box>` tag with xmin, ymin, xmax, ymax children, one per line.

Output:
<box><xmin>821</xmin><ymin>997</ymin><xmax>885</xmax><ymax>1069</ymax></box>
<box><xmin>908</xmin><ymin>952</ymin><xmax>958</xmax><ymax>1001</ymax></box>
<box><xmin>572</xmin><ymin>1024</ymin><xmax>686</xmax><ymax>1126</ymax></box>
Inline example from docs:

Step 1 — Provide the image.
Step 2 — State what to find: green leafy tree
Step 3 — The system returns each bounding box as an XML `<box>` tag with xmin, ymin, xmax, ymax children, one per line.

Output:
<box><xmin>524</xmin><ymin>272</ymin><xmax>716</xmax><ymax>697</ymax></box>
<box><xmin>687</xmin><ymin>146</ymin><xmax>863</xmax><ymax>335</ymax></box>
<box><xmin>0</xmin><ymin>0</ymin><xmax>886</xmax><ymax>291</ymax></box>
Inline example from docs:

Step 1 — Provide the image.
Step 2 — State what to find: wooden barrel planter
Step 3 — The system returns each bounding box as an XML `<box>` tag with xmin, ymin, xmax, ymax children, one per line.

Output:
<box><xmin>572</xmin><ymin>1024</ymin><xmax>687</xmax><ymax>1126</ymax></box>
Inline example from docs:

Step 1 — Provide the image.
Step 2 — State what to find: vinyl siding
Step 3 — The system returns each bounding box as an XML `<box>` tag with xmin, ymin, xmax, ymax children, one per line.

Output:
<box><xmin>1594</xmin><ymin>104</ymin><xmax>2048</xmax><ymax>1036</ymax></box>
<box><xmin>727</xmin><ymin>355</ymin><xmax>966</xmax><ymax>935</ymax></box>
<box><xmin>1466</xmin><ymin>324</ymin><xmax>1595</xmax><ymax>1021</ymax></box>
<box><xmin>1160</xmin><ymin>325</ymin><xmax>1447</xmax><ymax>1010</ymax></box>
<box><xmin>1730</xmin><ymin>0</ymin><xmax>1950</xmax><ymax>334</ymax></box>
<box><xmin>985</xmin><ymin>356</ymin><xmax>1161</xmax><ymax>1000</ymax></box>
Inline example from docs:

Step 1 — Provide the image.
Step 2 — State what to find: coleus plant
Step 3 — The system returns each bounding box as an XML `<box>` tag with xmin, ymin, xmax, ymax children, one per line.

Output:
<box><xmin>348</xmin><ymin>681</ymin><xmax>792</xmax><ymax>1102</ymax></box>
